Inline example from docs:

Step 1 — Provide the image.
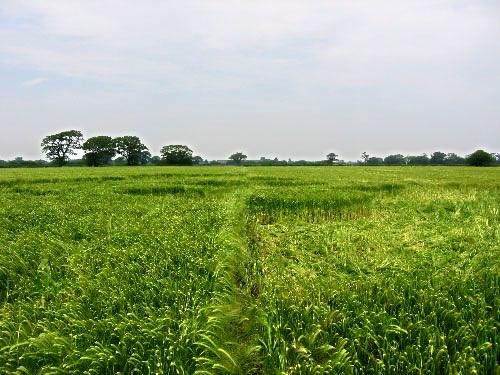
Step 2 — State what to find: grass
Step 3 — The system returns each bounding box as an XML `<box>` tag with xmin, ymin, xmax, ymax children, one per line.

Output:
<box><xmin>0</xmin><ymin>166</ymin><xmax>498</xmax><ymax>373</ymax></box>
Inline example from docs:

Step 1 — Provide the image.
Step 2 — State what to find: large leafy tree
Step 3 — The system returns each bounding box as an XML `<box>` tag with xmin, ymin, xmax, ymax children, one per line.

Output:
<box><xmin>229</xmin><ymin>152</ymin><xmax>247</xmax><ymax>165</ymax></box>
<box><xmin>444</xmin><ymin>153</ymin><xmax>465</xmax><ymax>165</ymax></box>
<box><xmin>114</xmin><ymin>136</ymin><xmax>148</xmax><ymax>165</ymax></box>
<box><xmin>405</xmin><ymin>154</ymin><xmax>430</xmax><ymax>165</ymax></box>
<box><xmin>82</xmin><ymin>136</ymin><xmax>116</xmax><ymax>166</ymax></box>
<box><xmin>41</xmin><ymin>130</ymin><xmax>83</xmax><ymax>166</ymax></box>
<box><xmin>430</xmin><ymin>151</ymin><xmax>446</xmax><ymax>165</ymax></box>
<box><xmin>366</xmin><ymin>157</ymin><xmax>384</xmax><ymax>165</ymax></box>
<box><xmin>384</xmin><ymin>154</ymin><xmax>406</xmax><ymax>165</ymax></box>
<box><xmin>465</xmin><ymin>150</ymin><xmax>495</xmax><ymax>166</ymax></box>
<box><xmin>160</xmin><ymin>144</ymin><xmax>193</xmax><ymax>165</ymax></box>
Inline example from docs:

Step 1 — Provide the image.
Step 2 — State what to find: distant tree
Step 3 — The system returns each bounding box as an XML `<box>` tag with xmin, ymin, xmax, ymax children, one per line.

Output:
<box><xmin>41</xmin><ymin>130</ymin><xmax>83</xmax><ymax>166</ymax></box>
<box><xmin>366</xmin><ymin>157</ymin><xmax>384</xmax><ymax>165</ymax></box>
<box><xmin>430</xmin><ymin>151</ymin><xmax>446</xmax><ymax>165</ymax></box>
<box><xmin>229</xmin><ymin>152</ymin><xmax>247</xmax><ymax>164</ymax></box>
<box><xmin>495</xmin><ymin>153</ymin><xmax>500</xmax><ymax>165</ymax></box>
<box><xmin>150</xmin><ymin>155</ymin><xmax>162</xmax><ymax>165</ymax></box>
<box><xmin>0</xmin><ymin>157</ymin><xmax>49</xmax><ymax>168</ymax></box>
<box><xmin>405</xmin><ymin>154</ymin><xmax>430</xmax><ymax>166</ymax></box>
<box><xmin>361</xmin><ymin>152</ymin><xmax>370</xmax><ymax>164</ymax></box>
<box><xmin>114</xmin><ymin>136</ymin><xmax>148</xmax><ymax>165</ymax></box>
<box><xmin>192</xmin><ymin>155</ymin><xmax>204</xmax><ymax>165</ymax></box>
<box><xmin>444</xmin><ymin>153</ymin><xmax>465</xmax><ymax>165</ymax></box>
<box><xmin>465</xmin><ymin>150</ymin><xmax>495</xmax><ymax>166</ymax></box>
<box><xmin>384</xmin><ymin>154</ymin><xmax>406</xmax><ymax>165</ymax></box>
<box><xmin>161</xmin><ymin>145</ymin><xmax>193</xmax><ymax>165</ymax></box>
<box><xmin>82</xmin><ymin>136</ymin><xmax>116</xmax><ymax>166</ymax></box>
<box><xmin>326</xmin><ymin>152</ymin><xmax>338</xmax><ymax>164</ymax></box>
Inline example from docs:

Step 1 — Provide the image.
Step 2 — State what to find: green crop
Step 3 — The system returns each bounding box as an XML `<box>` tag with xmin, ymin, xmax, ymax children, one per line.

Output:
<box><xmin>0</xmin><ymin>166</ymin><xmax>498</xmax><ymax>373</ymax></box>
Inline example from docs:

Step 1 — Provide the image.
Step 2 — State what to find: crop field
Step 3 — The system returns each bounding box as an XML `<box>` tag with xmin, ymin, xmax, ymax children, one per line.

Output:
<box><xmin>0</xmin><ymin>166</ymin><xmax>498</xmax><ymax>374</ymax></box>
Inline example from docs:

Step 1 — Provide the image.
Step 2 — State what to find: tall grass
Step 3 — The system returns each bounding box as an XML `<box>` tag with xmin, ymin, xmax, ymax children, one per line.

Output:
<box><xmin>0</xmin><ymin>166</ymin><xmax>498</xmax><ymax>373</ymax></box>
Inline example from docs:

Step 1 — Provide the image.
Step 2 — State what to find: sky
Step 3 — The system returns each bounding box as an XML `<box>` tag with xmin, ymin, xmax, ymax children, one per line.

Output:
<box><xmin>1</xmin><ymin>0</ymin><xmax>499</xmax><ymax>161</ymax></box>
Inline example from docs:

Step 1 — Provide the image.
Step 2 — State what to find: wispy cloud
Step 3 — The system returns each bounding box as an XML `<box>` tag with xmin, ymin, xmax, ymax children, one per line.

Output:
<box><xmin>21</xmin><ymin>77</ymin><xmax>48</xmax><ymax>87</ymax></box>
<box><xmin>1</xmin><ymin>0</ymin><xmax>498</xmax><ymax>89</ymax></box>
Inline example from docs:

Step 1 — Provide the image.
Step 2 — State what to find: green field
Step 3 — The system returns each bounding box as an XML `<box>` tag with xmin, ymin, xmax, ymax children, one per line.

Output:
<box><xmin>0</xmin><ymin>166</ymin><xmax>498</xmax><ymax>374</ymax></box>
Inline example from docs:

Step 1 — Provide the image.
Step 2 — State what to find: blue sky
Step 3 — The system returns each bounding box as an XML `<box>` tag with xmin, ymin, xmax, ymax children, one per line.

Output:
<box><xmin>1</xmin><ymin>0</ymin><xmax>499</xmax><ymax>161</ymax></box>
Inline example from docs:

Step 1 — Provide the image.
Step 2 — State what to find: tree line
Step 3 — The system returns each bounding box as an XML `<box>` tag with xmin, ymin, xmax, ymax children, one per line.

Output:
<box><xmin>38</xmin><ymin>130</ymin><xmax>200</xmax><ymax>167</ymax></box>
<box><xmin>1</xmin><ymin>130</ymin><xmax>499</xmax><ymax>167</ymax></box>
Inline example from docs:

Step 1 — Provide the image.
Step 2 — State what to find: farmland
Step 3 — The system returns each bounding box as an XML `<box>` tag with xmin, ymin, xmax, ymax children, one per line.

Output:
<box><xmin>0</xmin><ymin>166</ymin><xmax>498</xmax><ymax>374</ymax></box>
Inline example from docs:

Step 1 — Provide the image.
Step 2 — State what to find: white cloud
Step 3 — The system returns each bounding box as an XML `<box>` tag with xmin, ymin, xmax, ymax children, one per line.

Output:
<box><xmin>20</xmin><ymin>77</ymin><xmax>48</xmax><ymax>87</ymax></box>
<box><xmin>1</xmin><ymin>0</ymin><xmax>498</xmax><ymax>89</ymax></box>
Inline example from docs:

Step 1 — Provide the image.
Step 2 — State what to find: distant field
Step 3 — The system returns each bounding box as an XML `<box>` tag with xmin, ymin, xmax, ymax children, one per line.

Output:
<box><xmin>0</xmin><ymin>166</ymin><xmax>498</xmax><ymax>374</ymax></box>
